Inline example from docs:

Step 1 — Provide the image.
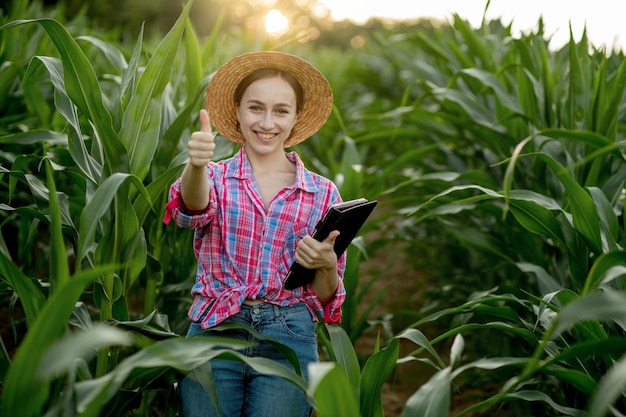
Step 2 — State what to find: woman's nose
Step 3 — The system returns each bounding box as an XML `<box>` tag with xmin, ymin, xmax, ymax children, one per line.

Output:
<box><xmin>259</xmin><ymin>112</ymin><xmax>275</xmax><ymax>129</ymax></box>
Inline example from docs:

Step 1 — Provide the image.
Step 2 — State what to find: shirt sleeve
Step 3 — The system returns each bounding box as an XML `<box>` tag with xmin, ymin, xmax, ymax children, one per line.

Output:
<box><xmin>304</xmin><ymin>249</ymin><xmax>346</xmax><ymax>323</ymax></box>
<box><xmin>323</xmin><ymin>275</ymin><xmax>346</xmax><ymax>323</ymax></box>
<box><xmin>318</xmin><ymin>184</ymin><xmax>347</xmax><ymax>323</ymax></box>
<box><xmin>163</xmin><ymin>176</ymin><xmax>217</xmax><ymax>228</ymax></box>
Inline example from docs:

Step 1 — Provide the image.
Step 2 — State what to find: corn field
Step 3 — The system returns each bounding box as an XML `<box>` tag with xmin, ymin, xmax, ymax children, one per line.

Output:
<box><xmin>1</xmin><ymin>0</ymin><xmax>626</xmax><ymax>416</ymax></box>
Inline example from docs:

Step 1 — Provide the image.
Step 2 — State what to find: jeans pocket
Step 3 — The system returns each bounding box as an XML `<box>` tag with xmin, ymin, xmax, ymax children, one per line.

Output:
<box><xmin>279</xmin><ymin>311</ymin><xmax>317</xmax><ymax>343</ymax></box>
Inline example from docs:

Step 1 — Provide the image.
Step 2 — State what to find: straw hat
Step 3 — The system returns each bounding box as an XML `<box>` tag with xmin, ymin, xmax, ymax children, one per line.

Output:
<box><xmin>205</xmin><ymin>51</ymin><xmax>333</xmax><ymax>147</ymax></box>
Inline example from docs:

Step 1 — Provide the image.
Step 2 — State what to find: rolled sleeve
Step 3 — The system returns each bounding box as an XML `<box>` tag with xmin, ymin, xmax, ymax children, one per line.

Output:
<box><xmin>323</xmin><ymin>280</ymin><xmax>345</xmax><ymax>323</ymax></box>
<box><xmin>305</xmin><ymin>253</ymin><xmax>346</xmax><ymax>323</ymax></box>
<box><xmin>163</xmin><ymin>178</ymin><xmax>216</xmax><ymax>228</ymax></box>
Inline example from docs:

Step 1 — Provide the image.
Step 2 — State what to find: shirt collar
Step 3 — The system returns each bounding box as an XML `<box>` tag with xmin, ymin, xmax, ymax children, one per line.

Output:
<box><xmin>225</xmin><ymin>148</ymin><xmax>319</xmax><ymax>193</ymax></box>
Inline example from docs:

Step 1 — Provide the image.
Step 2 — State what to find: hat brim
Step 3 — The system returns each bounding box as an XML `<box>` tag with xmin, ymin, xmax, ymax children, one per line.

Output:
<box><xmin>205</xmin><ymin>51</ymin><xmax>333</xmax><ymax>147</ymax></box>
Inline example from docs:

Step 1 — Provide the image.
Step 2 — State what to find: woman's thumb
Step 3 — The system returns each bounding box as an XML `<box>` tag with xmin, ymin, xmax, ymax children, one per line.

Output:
<box><xmin>199</xmin><ymin>109</ymin><xmax>211</xmax><ymax>132</ymax></box>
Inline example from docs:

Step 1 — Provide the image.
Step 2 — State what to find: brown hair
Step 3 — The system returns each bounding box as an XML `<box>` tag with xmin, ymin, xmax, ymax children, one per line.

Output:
<box><xmin>234</xmin><ymin>68</ymin><xmax>304</xmax><ymax>112</ymax></box>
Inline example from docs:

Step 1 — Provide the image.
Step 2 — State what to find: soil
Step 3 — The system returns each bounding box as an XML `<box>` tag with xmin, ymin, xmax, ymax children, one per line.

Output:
<box><xmin>354</xmin><ymin>239</ymin><xmax>505</xmax><ymax>417</ymax></box>
<box><xmin>354</xmin><ymin>240</ymin><xmax>436</xmax><ymax>417</ymax></box>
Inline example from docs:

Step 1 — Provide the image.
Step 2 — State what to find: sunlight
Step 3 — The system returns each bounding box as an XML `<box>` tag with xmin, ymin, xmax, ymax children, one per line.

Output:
<box><xmin>265</xmin><ymin>9</ymin><xmax>289</xmax><ymax>37</ymax></box>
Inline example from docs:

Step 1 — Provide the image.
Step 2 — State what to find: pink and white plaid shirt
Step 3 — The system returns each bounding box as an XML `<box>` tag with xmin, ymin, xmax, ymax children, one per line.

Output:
<box><xmin>164</xmin><ymin>148</ymin><xmax>346</xmax><ymax>328</ymax></box>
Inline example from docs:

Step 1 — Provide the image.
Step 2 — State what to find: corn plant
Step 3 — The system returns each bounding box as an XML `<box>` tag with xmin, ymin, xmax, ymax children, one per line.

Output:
<box><xmin>0</xmin><ymin>1</ymin><xmax>393</xmax><ymax>415</ymax></box>
<box><xmin>340</xmin><ymin>6</ymin><xmax>626</xmax><ymax>415</ymax></box>
<box><xmin>0</xmin><ymin>1</ymin><xmax>239</xmax><ymax>415</ymax></box>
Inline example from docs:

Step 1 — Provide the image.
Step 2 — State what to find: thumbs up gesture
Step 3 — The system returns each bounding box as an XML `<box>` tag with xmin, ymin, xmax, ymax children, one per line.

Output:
<box><xmin>188</xmin><ymin>109</ymin><xmax>215</xmax><ymax>167</ymax></box>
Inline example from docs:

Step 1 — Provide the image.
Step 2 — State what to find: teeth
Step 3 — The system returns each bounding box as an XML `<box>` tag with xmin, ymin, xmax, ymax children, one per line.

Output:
<box><xmin>257</xmin><ymin>132</ymin><xmax>275</xmax><ymax>140</ymax></box>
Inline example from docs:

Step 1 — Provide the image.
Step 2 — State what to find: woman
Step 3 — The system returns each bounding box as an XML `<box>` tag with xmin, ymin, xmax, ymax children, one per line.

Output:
<box><xmin>164</xmin><ymin>51</ymin><xmax>346</xmax><ymax>417</ymax></box>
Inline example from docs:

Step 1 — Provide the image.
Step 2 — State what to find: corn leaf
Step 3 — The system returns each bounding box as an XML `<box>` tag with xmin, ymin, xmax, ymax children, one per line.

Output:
<box><xmin>552</xmin><ymin>290</ymin><xmax>626</xmax><ymax>339</ymax></box>
<box><xmin>401</xmin><ymin>367</ymin><xmax>451</xmax><ymax>417</ymax></box>
<box><xmin>587</xmin><ymin>353</ymin><xmax>626</xmax><ymax>417</ymax></box>
<box><xmin>0</xmin><ymin>251</ymin><xmax>45</xmax><ymax>327</ymax></box>
<box><xmin>75</xmin><ymin>339</ymin><xmax>305</xmax><ymax>417</ymax></box>
<box><xmin>3</xmin><ymin>18</ymin><xmax>128</xmax><ymax>175</ymax></box>
<box><xmin>0</xmin><ymin>265</ymin><xmax>116</xmax><ymax>417</ymax></box>
<box><xmin>77</xmin><ymin>173</ymin><xmax>150</xmax><ymax>263</ymax></box>
<box><xmin>323</xmin><ymin>323</ymin><xmax>361</xmax><ymax>394</ymax></box>
<box><xmin>119</xmin><ymin>0</ymin><xmax>192</xmax><ymax>181</ymax></box>
<box><xmin>582</xmin><ymin>251</ymin><xmax>626</xmax><ymax>294</ymax></box>
<box><xmin>532</xmin><ymin>152</ymin><xmax>602</xmax><ymax>254</ymax></box>
<box><xmin>309</xmin><ymin>362</ymin><xmax>361</xmax><ymax>417</ymax></box>
<box><xmin>360</xmin><ymin>338</ymin><xmax>399</xmax><ymax>417</ymax></box>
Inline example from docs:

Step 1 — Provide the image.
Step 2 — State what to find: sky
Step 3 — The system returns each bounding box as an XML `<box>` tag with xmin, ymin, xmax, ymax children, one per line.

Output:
<box><xmin>316</xmin><ymin>0</ymin><xmax>624</xmax><ymax>52</ymax></box>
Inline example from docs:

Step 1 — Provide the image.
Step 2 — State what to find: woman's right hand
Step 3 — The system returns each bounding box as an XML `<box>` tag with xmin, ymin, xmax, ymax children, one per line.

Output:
<box><xmin>180</xmin><ymin>109</ymin><xmax>214</xmax><ymax>210</ymax></box>
<box><xmin>188</xmin><ymin>109</ymin><xmax>215</xmax><ymax>167</ymax></box>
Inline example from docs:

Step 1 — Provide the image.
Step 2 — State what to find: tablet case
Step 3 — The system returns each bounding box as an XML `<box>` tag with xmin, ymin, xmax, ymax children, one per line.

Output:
<box><xmin>283</xmin><ymin>198</ymin><xmax>378</xmax><ymax>290</ymax></box>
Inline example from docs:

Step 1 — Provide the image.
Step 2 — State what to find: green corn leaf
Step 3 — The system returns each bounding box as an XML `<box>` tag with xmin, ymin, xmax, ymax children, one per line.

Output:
<box><xmin>76</xmin><ymin>35</ymin><xmax>128</xmax><ymax>71</ymax></box>
<box><xmin>543</xmin><ymin>128</ymin><xmax>613</xmax><ymax>147</ymax></box>
<box><xmin>120</xmin><ymin>23</ymin><xmax>144</xmax><ymax>109</ymax></box>
<box><xmin>460</xmin><ymin>68</ymin><xmax>523</xmax><ymax>115</ymax></box>
<box><xmin>309</xmin><ymin>362</ymin><xmax>361</xmax><ymax>417</ymax></box>
<box><xmin>45</xmin><ymin>159</ymin><xmax>70</xmax><ymax>290</ymax></box>
<box><xmin>478</xmin><ymin>390</ymin><xmax>585</xmax><ymax>416</ymax></box>
<box><xmin>25</xmin><ymin>55</ymin><xmax>101</xmax><ymax>183</ymax></box>
<box><xmin>588</xmin><ymin>187</ymin><xmax>620</xmax><ymax>250</ymax></box>
<box><xmin>0</xmin><ymin>60</ymin><xmax>19</xmax><ymax>112</ymax></box>
<box><xmin>0</xmin><ymin>265</ymin><xmax>117</xmax><ymax>417</ymax></box>
<box><xmin>597</xmin><ymin>57</ymin><xmax>626</xmax><ymax>137</ymax></box>
<box><xmin>552</xmin><ymin>290</ymin><xmax>626</xmax><ymax>340</ymax></box>
<box><xmin>533</xmin><ymin>152</ymin><xmax>603</xmax><ymax>254</ymax></box>
<box><xmin>508</xmin><ymin>198</ymin><xmax>564</xmax><ymax>243</ymax></box>
<box><xmin>451</xmin><ymin>356</ymin><xmax>528</xmax><ymax>380</ymax></box>
<box><xmin>401</xmin><ymin>367</ymin><xmax>451</xmax><ymax>417</ymax></box>
<box><xmin>183</xmin><ymin>19</ymin><xmax>203</xmax><ymax>102</ymax></box>
<box><xmin>587</xmin><ymin>353</ymin><xmax>626</xmax><ymax>417</ymax></box>
<box><xmin>360</xmin><ymin>338</ymin><xmax>399</xmax><ymax>417</ymax></box>
<box><xmin>396</xmin><ymin>328</ymin><xmax>446</xmax><ymax>368</ymax></box>
<box><xmin>2</xmin><ymin>18</ymin><xmax>128</xmax><ymax>176</ymax></box>
<box><xmin>516</xmin><ymin>262</ymin><xmax>563</xmax><ymax>296</ymax></box>
<box><xmin>0</xmin><ymin>129</ymin><xmax>67</xmax><ymax>146</ymax></box>
<box><xmin>452</xmin><ymin>14</ymin><xmax>493</xmax><ymax>70</ymax></box>
<box><xmin>38</xmin><ymin>324</ymin><xmax>134</xmax><ymax>379</ymax></box>
<box><xmin>77</xmin><ymin>173</ymin><xmax>151</xmax><ymax>263</ymax></box>
<box><xmin>323</xmin><ymin>323</ymin><xmax>361</xmax><ymax>394</ymax></box>
<box><xmin>582</xmin><ymin>251</ymin><xmax>626</xmax><ymax>294</ymax></box>
<box><xmin>543</xmin><ymin>337</ymin><xmax>626</xmax><ymax>381</ymax></box>
<box><xmin>119</xmin><ymin>0</ymin><xmax>192</xmax><ymax>181</ymax></box>
<box><xmin>20</xmin><ymin>58</ymin><xmax>53</xmax><ymax>126</ymax></box>
<box><xmin>428</xmin><ymin>322</ymin><xmax>538</xmax><ymax>355</ymax></box>
<box><xmin>0</xmin><ymin>251</ymin><xmax>45</xmax><ymax>327</ymax></box>
<box><xmin>433</xmin><ymin>87</ymin><xmax>495</xmax><ymax>127</ymax></box>
<box><xmin>516</xmin><ymin>66</ymin><xmax>542</xmax><ymax>126</ymax></box>
<box><xmin>539</xmin><ymin>367</ymin><xmax>597</xmax><ymax>396</ymax></box>
<box><xmin>588</xmin><ymin>58</ymin><xmax>607</xmax><ymax>134</ymax></box>
<box><xmin>207</xmin><ymin>322</ymin><xmax>302</xmax><ymax>375</ymax></box>
<box><xmin>445</xmin><ymin>224</ymin><xmax>514</xmax><ymax>262</ymax></box>
<box><xmin>134</xmin><ymin>166</ymin><xmax>181</xmax><ymax>224</ymax></box>
<box><xmin>75</xmin><ymin>339</ymin><xmax>304</xmax><ymax>417</ymax></box>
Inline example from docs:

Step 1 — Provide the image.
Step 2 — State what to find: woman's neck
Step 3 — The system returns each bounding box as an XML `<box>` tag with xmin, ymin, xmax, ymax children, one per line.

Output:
<box><xmin>244</xmin><ymin>147</ymin><xmax>293</xmax><ymax>175</ymax></box>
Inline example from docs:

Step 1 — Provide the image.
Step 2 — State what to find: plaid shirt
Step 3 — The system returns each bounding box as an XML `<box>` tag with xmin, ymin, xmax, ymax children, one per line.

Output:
<box><xmin>164</xmin><ymin>148</ymin><xmax>346</xmax><ymax>328</ymax></box>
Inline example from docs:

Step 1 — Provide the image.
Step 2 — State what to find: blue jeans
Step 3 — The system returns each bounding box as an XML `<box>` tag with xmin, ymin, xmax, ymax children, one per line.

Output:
<box><xmin>179</xmin><ymin>302</ymin><xmax>318</xmax><ymax>417</ymax></box>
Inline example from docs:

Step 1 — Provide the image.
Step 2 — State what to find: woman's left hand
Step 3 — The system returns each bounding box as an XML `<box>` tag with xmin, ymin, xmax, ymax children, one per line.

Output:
<box><xmin>295</xmin><ymin>231</ymin><xmax>340</xmax><ymax>271</ymax></box>
<box><xmin>296</xmin><ymin>231</ymin><xmax>340</xmax><ymax>305</ymax></box>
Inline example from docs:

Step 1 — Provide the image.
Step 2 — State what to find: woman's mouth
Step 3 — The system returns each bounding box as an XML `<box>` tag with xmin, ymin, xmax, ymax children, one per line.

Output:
<box><xmin>256</xmin><ymin>131</ymin><xmax>277</xmax><ymax>141</ymax></box>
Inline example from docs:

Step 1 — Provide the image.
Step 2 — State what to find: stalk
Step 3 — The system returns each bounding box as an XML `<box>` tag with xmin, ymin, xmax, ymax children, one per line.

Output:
<box><xmin>95</xmin><ymin>271</ymin><xmax>115</xmax><ymax>377</ymax></box>
<box><xmin>143</xmin><ymin>234</ymin><xmax>162</xmax><ymax>316</ymax></box>
<box><xmin>46</xmin><ymin>159</ymin><xmax>70</xmax><ymax>293</ymax></box>
<box><xmin>95</xmin><ymin>195</ymin><xmax>122</xmax><ymax>377</ymax></box>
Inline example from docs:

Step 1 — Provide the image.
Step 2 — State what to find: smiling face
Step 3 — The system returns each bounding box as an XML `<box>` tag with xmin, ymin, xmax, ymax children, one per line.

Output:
<box><xmin>236</xmin><ymin>75</ymin><xmax>299</xmax><ymax>156</ymax></box>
